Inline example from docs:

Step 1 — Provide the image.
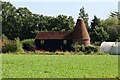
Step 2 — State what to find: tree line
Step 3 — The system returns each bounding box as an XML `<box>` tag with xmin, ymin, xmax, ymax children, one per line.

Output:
<box><xmin>1</xmin><ymin>2</ymin><xmax>75</xmax><ymax>40</ymax></box>
<box><xmin>1</xmin><ymin>1</ymin><xmax>120</xmax><ymax>42</ymax></box>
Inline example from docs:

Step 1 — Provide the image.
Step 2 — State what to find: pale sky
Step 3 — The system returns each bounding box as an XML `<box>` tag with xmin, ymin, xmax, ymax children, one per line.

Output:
<box><xmin>2</xmin><ymin>0</ymin><xmax>119</xmax><ymax>25</ymax></box>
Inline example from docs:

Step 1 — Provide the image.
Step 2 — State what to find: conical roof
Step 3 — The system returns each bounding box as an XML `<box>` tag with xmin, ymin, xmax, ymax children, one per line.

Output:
<box><xmin>73</xmin><ymin>19</ymin><xmax>90</xmax><ymax>40</ymax></box>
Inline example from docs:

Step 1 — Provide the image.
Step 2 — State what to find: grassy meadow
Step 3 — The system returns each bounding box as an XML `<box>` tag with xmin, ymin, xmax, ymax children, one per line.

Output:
<box><xmin>2</xmin><ymin>54</ymin><xmax>119</xmax><ymax>78</ymax></box>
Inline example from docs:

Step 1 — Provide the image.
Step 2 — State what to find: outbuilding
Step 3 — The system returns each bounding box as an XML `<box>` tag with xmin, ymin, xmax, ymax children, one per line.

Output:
<box><xmin>35</xmin><ymin>19</ymin><xmax>91</xmax><ymax>51</ymax></box>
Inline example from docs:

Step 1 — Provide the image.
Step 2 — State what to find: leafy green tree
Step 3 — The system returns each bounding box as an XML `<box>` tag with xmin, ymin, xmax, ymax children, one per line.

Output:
<box><xmin>107</xmin><ymin>25</ymin><xmax>120</xmax><ymax>41</ymax></box>
<box><xmin>90</xmin><ymin>26</ymin><xmax>109</xmax><ymax>42</ymax></box>
<box><xmin>2</xmin><ymin>1</ymin><xmax>75</xmax><ymax>40</ymax></box>
<box><xmin>15</xmin><ymin>7</ymin><xmax>34</xmax><ymax>39</ymax></box>
<box><xmin>41</xmin><ymin>15</ymin><xmax>75</xmax><ymax>31</ymax></box>
<box><xmin>2</xmin><ymin>2</ymin><xmax>17</xmax><ymax>39</ymax></box>
<box><xmin>78</xmin><ymin>7</ymin><xmax>89</xmax><ymax>28</ymax></box>
<box><xmin>90</xmin><ymin>15</ymin><xmax>100</xmax><ymax>31</ymax></box>
<box><xmin>55</xmin><ymin>15</ymin><xmax>74</xmax><ymax>31</ymax></box>
<box><xmin>101</xmin><ymin>17</ymin><xmax>118</xmax><ymax>27</ymax></box>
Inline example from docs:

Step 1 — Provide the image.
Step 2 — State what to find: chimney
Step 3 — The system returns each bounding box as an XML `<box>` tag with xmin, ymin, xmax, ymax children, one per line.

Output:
<box><xmin>72</xmin><ymin>19</ymin><xmax>90</xmax><ymax>46</ymax></box>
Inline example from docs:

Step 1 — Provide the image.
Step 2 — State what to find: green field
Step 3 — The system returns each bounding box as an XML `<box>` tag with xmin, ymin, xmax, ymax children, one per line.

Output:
<box><xmin>1</xmin><ymin>54</ymin><xmax>119</xmax><ymax>78</ymax></box>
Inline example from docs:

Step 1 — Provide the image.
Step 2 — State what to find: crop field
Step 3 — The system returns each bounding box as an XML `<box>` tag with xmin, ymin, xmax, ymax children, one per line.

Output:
<box><xmin>1</xmin><ymin>54</ymin><xmax>119</xmax><ymax>78</ymax></box>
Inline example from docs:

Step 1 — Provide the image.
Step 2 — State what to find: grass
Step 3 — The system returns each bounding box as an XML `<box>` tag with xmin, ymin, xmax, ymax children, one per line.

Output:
<box><xmin>2</xmin><ymin>54</ymin><xmax>119</xmax><ymax>78</ymax></box>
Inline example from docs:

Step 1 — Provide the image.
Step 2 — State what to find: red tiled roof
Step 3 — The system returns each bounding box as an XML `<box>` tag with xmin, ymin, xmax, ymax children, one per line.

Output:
<box><xmin>35</xmin><ymin>19</ymin><xmax>90</xmax><ymax>41</ymax></box>
<box><xmin>35</xmin><ymin>31</ymin><xmax>72</xmax><ymax>39</ymax></box>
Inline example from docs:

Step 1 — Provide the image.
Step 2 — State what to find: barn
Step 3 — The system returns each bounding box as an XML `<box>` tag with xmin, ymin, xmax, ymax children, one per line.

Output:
<box><xmin>35</xmin><ymin>19</ymin><xmax>90</xmax><ymax>51</ymax></box>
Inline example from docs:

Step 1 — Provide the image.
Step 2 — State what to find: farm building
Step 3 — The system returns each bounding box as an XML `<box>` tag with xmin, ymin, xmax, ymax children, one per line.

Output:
<box><xmin>35</xmin><ymin>19</ymin><xmax>90</xmax><ymax>51</ymax></box>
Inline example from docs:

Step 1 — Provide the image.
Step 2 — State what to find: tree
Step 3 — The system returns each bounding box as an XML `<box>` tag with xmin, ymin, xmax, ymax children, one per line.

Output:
<box><xmin>2</xmin><ymin>2</ymin><xmax>17</xmax><ymax>39</ymax></box>
<box><xmin>109</xmin><ymin>11</ymin><xmax>119</xmax><ymax>18</ymax></box>
<box><xmin>109</xmin><ymin>11</ymin><xmax>120</xmax><ymax>25</ymax></box>
<box><xmin>42</xmin><ymin>15</ymin><xmax>75</xmax><ymax>31</ymax></box>
<box><xmin>90</xmin><ymin>15</ymin><xmax>100</xmax><ymax>31</ymax></box>
<box><xmin>90</xmin><ymin>26</ymin><xmax>109</xmax><ymax>42</ymax></box>
<box><xmin>100</xmin><ymin>17</ymin><xmax>118</xmax><ymax>27</ymax></box>
<box><xmin>107</xmin><ymin>25</ymin><xmax>120</xmax><ymax>41</ymax></box>
<box><xmin>2</xmin><ymin>1</ymin><xmax>75</xmax><ymax>40</ymax></box>
<box><xmin>100</xmin><ymin>11</ymin><xmax>120</xmax><ymax>42</ymax></box>
<box><xmin>78</xmin><ymin>7</ymin><xmax>89</xmax><ymax>28</ymax></box>
<box><xmin>54</xmin><ymin>15</ymin><xmax>74</xmax><ymax>31</ymax></box>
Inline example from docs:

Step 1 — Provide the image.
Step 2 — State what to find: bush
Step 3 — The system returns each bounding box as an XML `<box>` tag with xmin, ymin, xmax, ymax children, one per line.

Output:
<box><xmin>2</xmin><ymin>35</ymin><xmax>17</xmax><ymax>53</ymax></box>
<box><xmin>15</xmin><ymin>37</ymin><xmax>24</xmax><ymax>52</ymax></box>
<box><xmin>1</xmin><ymin>34</ymin><xmax>9</xmax><ymax>46</ymax></box>
<box><xmin>2</xmin><ymin>41</ymin><xmax>17</xmax><ymax>53</ymax></box>
<box><xmin>72</xmin><ymin>43</ymin><xmax>85</xmax><ymax>52</ymax></box>
<box><xmin>85</xmin><ymin>46</ymin><xmax>99</xmax><ymax>54</ymax></box>
<box><xmin>73</xmin><ymin>44</ymin><xmax>99</xmax><ymax>54</ymax></box>
<box><xmin>21</xmin><ymin>39</ymin><xmax>36</xmax><ymax>51</ymax></box>
<box><xmin>21</xmin><ymin>39</ymin><xmax>35</xmax><ymax>45</ymax></box>
<box><xmin>2</xmin><ymin>35</ymin><xmax>24</xmax><ymax>53</ymax></box>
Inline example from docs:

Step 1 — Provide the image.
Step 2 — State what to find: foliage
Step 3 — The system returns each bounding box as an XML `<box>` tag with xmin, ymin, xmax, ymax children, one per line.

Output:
<box><xmin>78</xmin><ymin>7</ymin><xmax>89</xmax><ymax>28</ymax></box>
<box><xmin>21</xmin><ymin>39</ymin><xmax>36</xmax><ymax>51</ymax></box>
<box><xmin>109</xmin><ymin>11</ymin><xmax>119</xmax><ymax>18</ymax></box>
<box><xmin>107</xmin><ymin>25</ymin><xmax>120</xmax><ymax>41</ymax></box>
<box><xmin>15</xmin><ymin>37</ymin><xmax>24</xmax><ymax>52</ymax></box>
<box><xmin>2</xmin><ymin>54</ymin><xmax>118</xmax><ymax>78</ymax></box>
<box><xmin>73</xmin><ymin>43</ymin><xmax>99</xmax><ymax>54</ymax></box>
<box><xmin>90</xmin><ymin>14</ymin><xmax>119</xmax><ymax>42</ymax></box>
<box><xmin>21</xmin><ymin>39</ymin><xmax>35</xmax><ymax>45</ymax></box>
<box><xmin>90</xmin><ymin>26</ymin><xmax>109</xmax><ymax>42</ymax></box>
<box><xmin>100</xmin><ymin>13</ymin><xmax>120</xmax><ymax>41</ymax></box>
<box><xmin>72</xmin><ymin>42</ymin><xmax>81</xmax><ymax>52</ymax></box>
<box><xmin>2</xmin><ymin>2</ymin><xmax>75</xmax><ymax>40</ymax></box>
<box><xmin>1</xmin><ymin>34</ymin><xmax>16</xmax><ymax>53</ymax></box>
<box><xmin>101</xmin><ymin>17</ymin><xmax>118</xmax><ymax>27</ymax></box>
<box><xmin>2</xmin><ymin>35</ymin><xmax>24</xmax><ymax>53</ymax></box>
<box><xmin>2</xmin><ymin>41</ymin><xmax>17</xmax><ymax>53</ymax></box>
<box><xmin>1</xmin><ymin>34</ymin><xmax>9</xmax><ymax>46</ymax></box>
<box><xmin>2</xmin><ymin>2</ymin><xmax>18</xmax><ymax>40</ymax></box>
<box><xmin>85</xmin><ymin>46</ymin><xmax>99</xmax><ymax>54</ymax></box>
<box><xmin>90</xmin><ymin>15</ymin><xmax>100</xmax><ymax>31</ymax></box>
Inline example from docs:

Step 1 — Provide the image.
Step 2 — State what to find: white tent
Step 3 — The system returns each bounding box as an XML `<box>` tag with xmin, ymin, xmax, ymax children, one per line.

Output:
<box><xmin>100</xmin><ymin>42</ymin><xmax>120</xmax><ymax>54</ymax></box>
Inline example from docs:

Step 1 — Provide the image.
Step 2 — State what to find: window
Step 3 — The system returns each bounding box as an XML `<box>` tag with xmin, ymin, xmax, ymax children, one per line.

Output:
<box><xmin>40</xmin><ymin>40</ymin><xmax>44</xmax><ymax>44</ymax></box>
<box><xmin>63</xmin><ymin>40</ymin><xmax>67</xmax><ymax>44</ymax></box>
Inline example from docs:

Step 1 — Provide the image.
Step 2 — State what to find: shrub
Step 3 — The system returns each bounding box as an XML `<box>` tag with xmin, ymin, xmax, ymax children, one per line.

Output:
<box><xmin>15</xmin><ymin>37</ymin><xmax>24</xmax><ymax>52</ymax></box>
<box><xmin>2</xmin><ymin>35</ymin><xmax>24</xmax><ymax>53</ymax></box>
<box><xmin>85</xmin><ymin>46</ymin><xmax>99</xmax><ymax>53</ymax></box>
<box><xmin>72</xmin><ymin>42</ymin><xmax>82</xmax><ymax>52</ymax></box>
<box><xmin>2</xmin><ymin>41</ymin><xmax>17</xmax><ymax>53</ymax></box>
<box><xmin>21</xmin><ymin>39</ymin><xmax>35</xmax><ymax>45</ymax></box>
<box><xmin>2</xmin><ymin>35</ymin><xmax>17</xmax><ymax>53</ymax></box>
<box><xmin>21</xmin><ymin>39</ymin><xmax>36</xmax><ymax>51</ymax></box>
<box><xmin>1</xmin><ymin>34</ymin><xmax>10</xmax><ymax>46</ymax></box>
<box><xmin>73</xmin><ymin>43</ymin><xmax>99</xmax><ymax>54</ymax></box>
